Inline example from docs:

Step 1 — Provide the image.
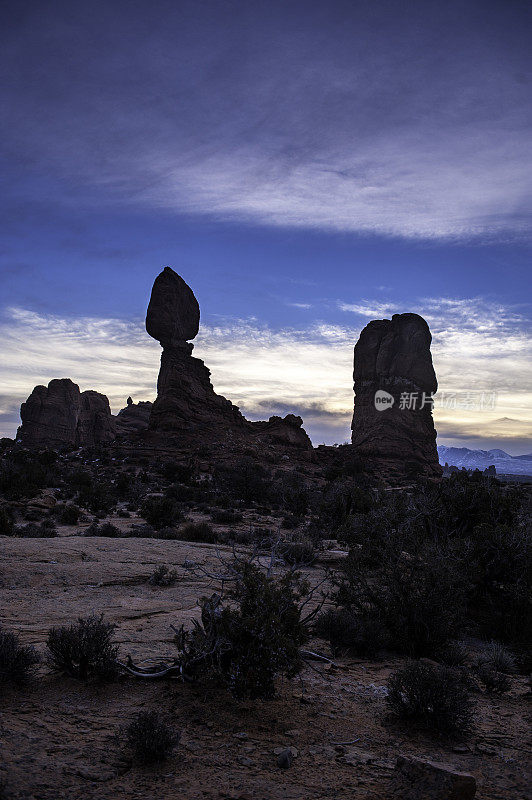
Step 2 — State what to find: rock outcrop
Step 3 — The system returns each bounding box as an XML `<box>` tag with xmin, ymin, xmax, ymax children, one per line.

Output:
<box><xmin>114</xmin><ymin>400</ymin><xmax>153</xmax><ymax>436</ymax></box>
<box><xmin>146</xmin><ymin>267</ymin><xmax>312</xmax><ymax>451</ymax></box>
<box><xmin>389</xmin><ymin>756</ymin><xmax>476</xmax><ymax>799</ymax></box>
<box><xmin>351</xmin><ymin>313</ymin><xmax>441</xmax><ymax>480</ymax></box>
<box><xmin>18</xmin><ymin>379</ymin><xmax>115</xmax><ymax>449</ymax></box>
<box><xmin>146</xmin><ymin>267</ymin><xmax>245</xmax><ymax>434</ymax></box>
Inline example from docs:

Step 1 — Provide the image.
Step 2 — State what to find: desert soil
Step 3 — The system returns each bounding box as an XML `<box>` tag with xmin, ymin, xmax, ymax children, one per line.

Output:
<box><xmin>0</xmin><ymin>523</ymin><xmax>530</xmax><ymax>800</ymax></box>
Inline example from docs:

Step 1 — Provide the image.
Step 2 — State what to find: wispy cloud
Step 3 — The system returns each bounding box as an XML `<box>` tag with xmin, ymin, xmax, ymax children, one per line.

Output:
<box><xmin>1</xmin><ymin>2</ymin><xmax>530</xmax><ymax>241</ymax></box>
<box><xmin>1</xmin><ymin>296</ymin><xmax>530</xmax><ymax>452</ymax></box>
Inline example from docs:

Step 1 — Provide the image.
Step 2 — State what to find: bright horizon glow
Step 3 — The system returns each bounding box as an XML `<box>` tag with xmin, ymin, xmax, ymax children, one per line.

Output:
<box><xmin>1</xmin><ymin>295</ymin><xmax>530</xmax><ymax>454</ymax></box>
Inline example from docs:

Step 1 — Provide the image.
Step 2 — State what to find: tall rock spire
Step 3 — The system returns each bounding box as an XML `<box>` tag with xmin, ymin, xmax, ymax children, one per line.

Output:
<box><xmin>351</xmin><ymin>313</ymin><xmax>441</xmax><ymax>481</ymax></box>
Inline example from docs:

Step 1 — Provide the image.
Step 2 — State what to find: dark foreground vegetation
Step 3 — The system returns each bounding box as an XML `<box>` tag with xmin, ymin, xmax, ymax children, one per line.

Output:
<box><xmin>0</xmin><ymin>439</ymin><xmax>530</xmax><ymax>781</ymax></box>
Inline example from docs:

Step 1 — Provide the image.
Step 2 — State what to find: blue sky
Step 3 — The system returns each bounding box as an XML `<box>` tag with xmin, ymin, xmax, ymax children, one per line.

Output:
<box><xmin>1</xmin><ymin>0</ymin><xmax>531</xmax><ymax>452</ymax></box>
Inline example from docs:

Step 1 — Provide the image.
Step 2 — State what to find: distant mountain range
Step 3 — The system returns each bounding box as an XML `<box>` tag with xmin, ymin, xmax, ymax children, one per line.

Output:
<box><xmin>438</xmin><ymin>446</ymin><xmax>532</xmax><ymax>475</ymax></box>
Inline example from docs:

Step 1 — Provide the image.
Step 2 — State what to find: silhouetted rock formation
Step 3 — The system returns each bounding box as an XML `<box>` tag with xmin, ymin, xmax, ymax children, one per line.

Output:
<box><xmin>18</xmin><ymin>379</ymin><xmax>115</xmax><ymax>449</ymax></box>
<box><xmin>252</xmin><ymin>415</ymin><xmax>311</xmax><ymax>449</ymax></box>
<box><xmin>146</xmin><ymin>267</ymin><xmax>312</xmax><ymax>451</ymax></box>
<box><xmin>115</xmin><ymin>400</ymin><xmax>153</xmax><ymax>435</ymax></box>
<box><xmin>351</xmin><ymin>313</ymin><xmax>441</xmax><ymax>480</ymax></box>
<box><xmin>146</xmin><ymin>267</ymin><xmax>200</xmax><ymax>346</ymax></box>
<box><xmin>146</xmin><ymin>267</ymin><xmax>246</xmax><ymax>434</ymax></box>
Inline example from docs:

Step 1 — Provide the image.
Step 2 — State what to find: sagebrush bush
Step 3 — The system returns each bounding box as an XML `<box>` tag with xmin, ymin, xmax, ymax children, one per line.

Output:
<box><xmin>141</xmin><ymin>497</ymin><xmax>184</xmax><ymax>529</ymax></box>
<box><xmin>337</xmin><ymin>535</ymin><xmax>466</xmax><ymax>657</ymax></box>
<box><xmin>474</xmin><ymin>662</ymin><xmax>511</xmax><ymax>694</ymax></box>
<box><xmin>210</xmin><ymin>509</ymin><xmax>243</xmax><ymax>524</ymax></box>
<box><xmin>84</xmin><ymin>521</ymin><xmax>121</xmax><ymax>537</ymax></box>
<box><xmin>313</xmin><ymin>607</ymin><xmax>386</xmax><ymax>657</ymax></box>
<box><xmin>280</xmin><ymin>539</ymin><xmax>316</xmax><ymax>566</ymax></box>
<box><xmin>177</xmin><ymin>522</ymin><xmax>218</xmax><ymax>544</ymax></box>
<box><xmin>77</xmin><ymin>481</ymin><xmax>116</xmax><ymax>514</ymax></box>
<box><xmin>59</xmin><ymin>504</ymin><xmax>80</xmax><ymax>524</ymax></box>
<box><xmin>281</xmin><ymin>514</ymin><xmax>300</xmax><ymax>530</ymax></box>
<box><xmin>175</xmin><ymin>562</ymin><xmax>308</xmax><ymax>698</ymax></box>
<box><xmin>124</xmin><ymin>710</ymin><xmax>179</xmax><ymax>764</ymax></box>
<box><xmin>212</xmin><ymin>458</ymin><xmax>272</xmax><ymax>505</ymax></box>
<box><xmin>477</xmin><ymin>641</ymin><xmax>516</xmax><ymax>674</ymax></box>
<box><xmin>148</xmin><ymin>565</ymin><xmax>179</xmax><ymax>586</ymax></box>
<box><xmin>0</xmin><ymin>506</ymin><xmax>14</xmax><ymax>536</ymax></box>
<box><xmin>14</xmin><ymin>520</ymin><xmax>58</xmax><ymax>538</ymax></box>
<box><xmin>0</xmin><ymin>628</ymin><xmax>40</xmax><ymax>687</ymax></box>
<box><xmin>435</xmin><ymin>641</ymin><xmax>469</xmax><ymax>667</ymax></box>
<box><xmin>387</xmin><ymin>660</ymin><xmax>475</xmax><ymax>735</ymax></box>
<box><xmin>473</xmin><ymin>642</ymin><xmax>515</xmax><ymax>694</ymax></box>
<box><xmin>47</xmin><ymin>615</ymin><xmax>119</xmax><ymax>682</ymax></box>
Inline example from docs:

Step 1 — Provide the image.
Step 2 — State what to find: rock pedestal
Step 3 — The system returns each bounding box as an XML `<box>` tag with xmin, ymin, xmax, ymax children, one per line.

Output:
<box><xmin>149</xmin><ymin>342</ymin><xmax>245</xmax><ymax>433</ymax></box>
<box><xmin>146</xmin><ymin>268</ymin><xmax>245</xmax><ymax>434</ymax></box>
<box><xmin>145</xmin><ymin>267</ymin><xmax>312</xmax><ymax>450</ymax></box>
<box><xmin>351</xmin><ymin>313</ymin><xmax>441</xmax><ymax>480</ymax></box>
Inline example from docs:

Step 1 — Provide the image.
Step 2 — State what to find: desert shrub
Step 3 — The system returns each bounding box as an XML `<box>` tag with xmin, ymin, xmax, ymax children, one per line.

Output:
<box><xmin>435</xmin><ymin>641</ymin><xmax>469</xmax><ymax>667</ymax></box>
<box><xmin>213</xmin><ymin>458</ymin><xmax>272</xmax><ymax>505</ymax></box>
<box><xmin>148</xmin><ymin>565</ymin><xmax>179</xmax><ymax>586</ymax></box>
<box><xmin>59</xmin><ymin>504</ymin><xmax>80</xmax><ymax>525</ymax></box>
<box><xmin>211</xmin><ymin>509</ymin><xmax>243</xmax><ymax>524</ymax></box>
<box><xmin>141</xmin><ymin>497</ymin><xmax>184</xmax><ymax>529</ymax></box>
<box><xmin>84</xmin><ymin>521</ymin><xmax>122</xmax><ymax>538</ymax></box>
<box><xmin>478</xmin><ymin>583</ymin><xmax>532</xmax><ymax>645</ymax></box>
<box><xmin>336</xmin><ymin>535</ymin><xmax>466</xmax><ymax>657</ymax></box>
<box><xmin>165</xmin><ymin>483</ymin><xmax>203</xmax><ymax>503</ymax></box>
<box><xmin>476</xmin><ymin>641</ymin><xmax>516</xmax><ymax>673</ymax></box>
<box><xmin>124</xmin><ymin>710</ymin><xmax>179</xmax><ymax>764</ymax></box>
<box><xmin>474</xmin><ymin>662</ymin><xmax>511</xmax><ymax>694</ymax></box>
<box><xmin>313</xmin><ymin>607</ymin><xmax>386</xmax><ymax>657</ymax></box>
<box><xmin>273</xmin><ymin>474</ymin><xmax>309</xmax><ymax>517</ymax></box>
<box><xmin>47</xmin><ymin>614</ymin><xmax>119</xmax><ymax>682</ymax></box>
<box><xmin>0</xmin><ymin>506</ymin><xmax>14</xmax><ymax>536</ymax></box>
<box><xmin>434</xmin><ymin>475</ymin><xmax>524</xmax><ymax>536</ymax></box>
<box><xmin>387</xmin><ymin>661</ymin><xmax>475</xmax><ymax>735</ymax></box>
<box><xmin>176</xmin><ymin>522</ymin><xmax>218</xmax><ymax>544</ymax></box>
<box><xmin>467</xmin><ymin>523</ymin><xmax>530</xmax><ymax>588</ymax></box>
<box><xmin>319</xmin><ymin>481</ymin><xmax>373</xmax><ymax>532</ymax></box>
<box><xmin>224</xmin><ymin>528</ymin><xmax>256</xmax><ymax>546</ymax></box>
<box><xmin>0</xmin><ymin>450</ymin><xmax>59</xmax><ymax>499</ymax></box>
<box><xmin>0</xmin><ymin>628</ymin><xmax>40</xmax><ymax>687</ymax></box>
<box><xmin>160</xmin><ymin>461</ymin><xmax>193</xmax><ymax>484</ymax></box>
<box><xmin>281</xmin><ymin>514</ymin><xmax>300</xmax><ymax>530</ymax></box>
<box><xmin>175</xmin><ymin>562</ymin><xmax>308</xmax><ymax>698</ymax></box>
<box><xmin>472</xmin><ymin>642</ymin><xmax>515</xmax><ymax>694</ymax></box>
<box><xmin>77</xmin><ymin>481</ymin><xmax>116</xmax><ymax>514</ymax></box>
<box><xmin>128</xmin><ymin>523</ymin><xmax>156</xmax><ymax>538</ymax></box>
<box><xmin>280</xmin><ymin>539</ymin><xmax>316</xmax><ymax>566</ymax></box>
<box><xmin>13</xmin><ymin>520</ymin><xmax>58</xmax><ymax>538</ymax></box>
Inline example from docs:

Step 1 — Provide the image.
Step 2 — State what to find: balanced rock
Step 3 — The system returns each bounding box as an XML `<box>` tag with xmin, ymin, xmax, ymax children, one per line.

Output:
<box><xmin>146</xmin><ymin>268</ymin><xmax>244</xmax><ymax>434</ymax></box>
<box><xmin>351</xmin><ymin>313</ymin><xmax>441</xmax><ymax>481</ymax></box>
<box><xmin>146</xmin><ymin>266</ymin><xmax>200</xmax><ymax>347</ymax></box>
<box><xmin>145</xmin><ymin>267</ymin><xmax>311</xmax><ymax>451</ymax></box>
<box><xmin>18</xmin><ymin>379</ymin><xmax>115</xmax><ymax>449</ymax></box>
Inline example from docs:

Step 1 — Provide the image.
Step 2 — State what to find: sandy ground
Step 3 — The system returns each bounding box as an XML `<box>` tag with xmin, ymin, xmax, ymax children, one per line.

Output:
<box><xmin>0</xmin><ymin>527</ymin><xmax>530</xmax><ymax>799</ymax></box>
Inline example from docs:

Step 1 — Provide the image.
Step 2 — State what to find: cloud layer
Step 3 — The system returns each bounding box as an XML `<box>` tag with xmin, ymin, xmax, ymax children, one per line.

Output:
<box><xmin>1</xmin><ymin>296</ymin><xmax>530</xmax><ymax>453</ymax></box>
<box><xmin>1</xmin><ymin>1</ymin><xmax>531</xmax><ymax>240</ymax></box>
